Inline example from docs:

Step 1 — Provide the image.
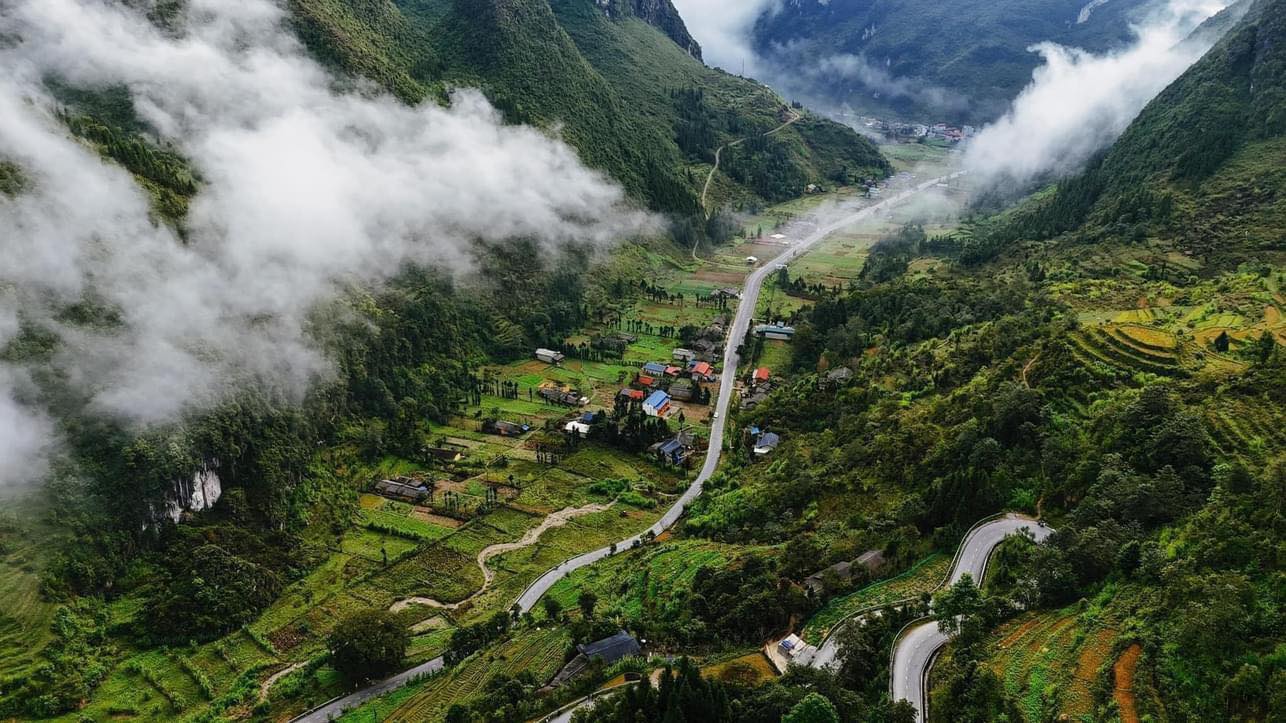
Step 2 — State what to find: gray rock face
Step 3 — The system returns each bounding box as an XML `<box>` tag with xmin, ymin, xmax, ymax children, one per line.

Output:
<box><xmin>596</xmin><ymin>0</ymin><xmax>703</xmax><ymax>60</ymax></box>
<box><xmin>157</xmin><ymin>463</ymin><xmax>222</xmax><ymax>524</ymax></box>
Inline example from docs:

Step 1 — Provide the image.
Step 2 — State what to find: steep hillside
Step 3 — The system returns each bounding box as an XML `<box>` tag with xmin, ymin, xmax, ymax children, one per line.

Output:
<box><xmin>1003</xmin><ymin>0</ymin><xmax>1286</xmax><ymax>263</ymax></box>
<box><xmin>287</xmin><ymin>0</ymin><xmax>889</xmax><ymax>215</ymax></box>
<box><xmin>751</xmin><ymin>0</ymin><xmax>1153</xmax><ymax>122</ymax></box>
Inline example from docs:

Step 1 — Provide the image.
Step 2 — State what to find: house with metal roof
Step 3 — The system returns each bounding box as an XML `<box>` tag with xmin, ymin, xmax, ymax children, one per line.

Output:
<box><xmin>643</xmin><ymin>389</ymin><xmax>671</xmax><ymax>417</ymax></box>
<box><xmin>641</xmin><ymin>361</ymin><xmax>667</xmax><ymax>376</ymax></box>
<box><xmin>753</xmin><ymin>431</ymin><xmax>781</xmax><ymax>456</ymax></box>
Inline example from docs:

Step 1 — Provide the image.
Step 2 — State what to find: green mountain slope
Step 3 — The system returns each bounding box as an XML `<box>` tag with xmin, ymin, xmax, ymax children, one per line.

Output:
<box><xmin>751</xmin><ymin>0</ymin><xmax>1153</xmax><ymax>122</ymax></box>
<box><xmin>288</xmin><ymin>0</ymin><xmax>889</xmax><ymax>215</ymax></box>
<box><xmin>1005</xmin><ymin>0</ymin><xmax>1286</xmax><ymax>262</ymax></box>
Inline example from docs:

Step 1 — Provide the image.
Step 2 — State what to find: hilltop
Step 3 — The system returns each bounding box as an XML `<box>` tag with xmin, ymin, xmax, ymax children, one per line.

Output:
<box><xmin>286</xmin><ymin>0</ymin><xmax>889</xmax><ymax>215</ymax></box>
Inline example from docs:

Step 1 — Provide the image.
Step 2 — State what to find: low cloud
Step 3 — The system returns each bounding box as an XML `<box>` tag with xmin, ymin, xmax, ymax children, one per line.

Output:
<box><xmin>670</xmin><ymin>0</ymin><xmax>779</xmax><ymax>76</ymax></box>
<box><xmin>965</xmin><ymin>0</ymin><xmax>1229</xmax><ymax>188</ymax></box>
<box><xmin>0</xmin><ymin>0</ymin><xmax>652</xmax><ymax>489</ymax></box>
<box><xmin>766</xmin><ymin>47</ymin><xmax>969</xmax><ymax>116</ymax></box>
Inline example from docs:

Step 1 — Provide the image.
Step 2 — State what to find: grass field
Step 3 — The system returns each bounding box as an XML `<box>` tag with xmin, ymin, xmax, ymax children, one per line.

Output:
<box><xmin>700</xmin><ymin>652</ymin><xmax>778</xmax><ymax>687</ymax></box>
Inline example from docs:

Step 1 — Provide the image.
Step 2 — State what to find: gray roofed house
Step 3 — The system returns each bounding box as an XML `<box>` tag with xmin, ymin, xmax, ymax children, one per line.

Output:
<box><xmin>578</xmin><ymin>630</ymin><xmax>641</xmax><ymax>663</ymax></box>
<box><xmin>824</xmin><ymin>367</ymin><xmax>853</xmax><ymax>384</ymax></box>
<box><xmin>547</xmin><ymin>630</ymin><xmax>642</xmax><ymax>688</ymax></box>
<box><xmin>373</xmin><ymin>477</ymin><xmax>432</xmax><ymax>503</ymax></box>
<box><xmin>803</xmin><ymin>549</ymin><xmax>887</xmax><ymax>594</ymax></box>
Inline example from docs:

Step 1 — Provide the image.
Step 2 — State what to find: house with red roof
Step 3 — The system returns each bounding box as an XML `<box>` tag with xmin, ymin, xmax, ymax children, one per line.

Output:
<box><xmin>753</xmin><ymin>367</ymin><xmax>770</xmax><ymax>384</ymax></box>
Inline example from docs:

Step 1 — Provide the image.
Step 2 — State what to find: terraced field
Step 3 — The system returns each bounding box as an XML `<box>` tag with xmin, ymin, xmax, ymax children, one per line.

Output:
<box><xmin>1204</xmin><ymin>399</ymin><xmax>1286</xmax><ymax>455</ymax></box>
<box><xmin>980</xmin><ymin>606</ymin><xmax>1119</xmax><ymax>721</ymax></box>
<box><xmin>544</xmin><ymin>539</ymin><xmax>740</xmax><ymax>621</ymax></box>
<box><xmin>0</xmin><ymin>549</ymin><xmax>56</xmax><ymax>683</ymax></box>
<box><xmin>801</xmin><ymin>554</ymin><xmax>950</xmax><ymax>643</ymax></box>
<box><xmin>1068</xmin><ymin>325</ymin><xmax>1187</xmax><ymax>378</ymax></box>
<box><xmin>361</xmin><ymin>628</ymin><xmax>571</xmax><ymax>723</ymax></box>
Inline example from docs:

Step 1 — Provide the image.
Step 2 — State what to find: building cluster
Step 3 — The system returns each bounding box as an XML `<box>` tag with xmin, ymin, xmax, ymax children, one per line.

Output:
<box><xmin>874</xmin><ymin>119</ymin><xmax>975</xmax><ymax>142</ymax></box>
<box><xmin>619</xmin><ymin>351</ymin><xmax>718</xmax><ymax>418</ymax></box>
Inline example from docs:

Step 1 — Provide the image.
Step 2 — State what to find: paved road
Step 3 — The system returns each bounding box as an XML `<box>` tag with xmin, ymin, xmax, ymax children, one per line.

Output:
<box><xmin>291</xmin><ymin>176</ymin><xmax>955</xmax><ymax>722</ymax></box>
<box><xmin>889</xmin><ymin>514</ymin><xmax>1053</xmax><ymax>723</ymax></box>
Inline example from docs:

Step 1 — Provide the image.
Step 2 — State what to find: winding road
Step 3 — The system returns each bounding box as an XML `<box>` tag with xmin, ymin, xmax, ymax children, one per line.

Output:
<box><xmin>888</xmin><ymin>514</ymin><xmax>1053</xmax><ymax>722</ymax></box>
<box><xmin>291</xmin><ymin>175</ymin><xmax>955</xmax><ymax>722</ymax></box>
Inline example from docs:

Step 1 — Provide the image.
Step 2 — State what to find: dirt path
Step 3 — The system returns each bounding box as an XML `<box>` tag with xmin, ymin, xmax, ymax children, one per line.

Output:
<box><xmin>390</xmin><ymin>502</ymin><xmax>609</xmax><ymax>613</ymax></box>
<box><xmin>1113</xmin><ymin>643</ymin><xmax>1142</xmax><ymax>723</ymax></box>
<box><xmin>701</xmin><ymin>111</ymin><xmax>801</xmax><ymax>218</ymax></box>
<box><xmin>259</xmin><ymin>662</ymin><xmax>305</xmax><ymax>702</ymax></box>
<box><xmin>1021</xmin><ymin>351</ymin><xmax>1041</xmax><ymax>388</ymax></box>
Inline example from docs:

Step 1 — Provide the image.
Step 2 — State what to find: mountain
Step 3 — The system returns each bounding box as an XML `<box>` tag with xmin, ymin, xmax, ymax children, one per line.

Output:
<box><xmin>286</xmin><ymin>0</ymin><xmax>889</xmax><ymax>215</ymax></box>
<box><xmin>749</xmin><ymin>0</ymin><xmax>1155</xmax><ymax>122</ymax></box>
<box><xmin>999</xmin><ymin>0</ymin><xmax>1286</xmax><ymax>262</ymax></box>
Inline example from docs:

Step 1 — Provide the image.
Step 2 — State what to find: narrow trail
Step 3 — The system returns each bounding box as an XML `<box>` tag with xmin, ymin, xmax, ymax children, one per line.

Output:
<box><xmin>259</xmin><ymin>662</ymin><xmax>306</xmax><ymax>702</ymax></box>
<box><xmin>1021</xmin><ymin>351</ymin><xmax>1041</xmax><ymax>388</ymax></box>
<box><xmin>700</xmin><ymin>110</ymin><xmax>801</xmax><ymax>219</ymax></box>
<box><xmin>389</xmin><ymin>503</ymin><xmax>609</xmax><ymax>613</ymax></box>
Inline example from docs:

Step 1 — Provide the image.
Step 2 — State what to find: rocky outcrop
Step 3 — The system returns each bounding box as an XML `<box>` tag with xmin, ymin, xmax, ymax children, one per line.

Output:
<box><xmin>596</xmin><ymin>0</ymin><xmax>703</xmax><ymax>60</ymax></box>
<box><xmin>156</xmin><ymin>462</ymin><xmax>223</xmax><ymax>524</ymax></box>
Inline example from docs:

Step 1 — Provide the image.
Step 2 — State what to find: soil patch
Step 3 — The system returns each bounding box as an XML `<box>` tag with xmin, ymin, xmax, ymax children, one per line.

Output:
<box><xmin>1113</xmin><ymin>643</ymin><xmax>1142</xmax><ymax>723</ymax></box>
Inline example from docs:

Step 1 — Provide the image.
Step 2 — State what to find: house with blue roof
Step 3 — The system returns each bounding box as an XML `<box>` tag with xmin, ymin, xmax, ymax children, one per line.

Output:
<box><xmin>641</xmin><ymin>361</ymin><xmax>667</xmax><ymax>376</ymax></box>
<box><xmin>643</xmin><ymin>389</ymin><xmax>671</xmax><ymax>417</ymax></box>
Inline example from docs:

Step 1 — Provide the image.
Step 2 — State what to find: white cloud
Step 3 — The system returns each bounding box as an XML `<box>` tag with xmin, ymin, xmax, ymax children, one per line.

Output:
<box><xmin>0</xmin><ymin>0</ymin><xmax>653</xmax><ymax>488</ymax></box>
<box><xmin>964</xmin><ymin>0</ymin><xmax>1229</xmax><ymax>188</ymax></box>
<box><xmin>670</xmin><ymin>0</ymin><xmax>779</xmax><ymax>75</ymax></box>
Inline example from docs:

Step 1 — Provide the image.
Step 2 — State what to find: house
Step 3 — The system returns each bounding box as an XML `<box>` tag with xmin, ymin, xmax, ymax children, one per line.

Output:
<box><xmin>691</xmin><ymin>338</ymin><xmax>719</xmax><ymax>362</ymax></box>
<box><xmin>803</xmin><ymin>550</ymin><xmax>886</xmax><ymax>595</ymax></box>
<box><xmin>482</xmin><ymin>419</ymin><xmax>529</xmax><ymax>437</ymax></box>
<box><xmin>778</xmin><ymin>633</ymin><xmax>805</xmax><ymax>657</ymax></box>
<box><xmin>619</xmin><ymin>388</ymin><xmax>645</xmax><ymax>402</ymax></box>
<box><xmin>641</xmin><ymin>361</ymin><xmax>667</xmax><ymax>376</ymax></box>
<box><xmin>643</xmin><ymin>389</ymin><xmax>671</xmax><ymax>417</ymax></box>
<box><xmin>754</xmin><ymin>323</ymin><xmax>796</xmax><ymax>341</ymax></box>
<box><xmin>539</xmin><ymin>386</ymin><xmax>589</xmax><ymax>406</ymax></box>
<box><xmin>650</xmin><ymin>429</ymin><xmax>695</xmax><ymax>465</ymax></box>
<box><xmin>535</xmin><ymin>348</ymin><xmax>564</xmax><ymax>364</ymax></box>
<box><xmin>690</xmin><ymin>361</ymin><xmax>714</xmax><ymax>381</ymax></box>
<box><xmin>637</xmin><ymin>375</ymin><xmax>657</xmax><ymax>388</ymax></box>
<box><xmin>669</xmin><ymin>378</ymin><xmax>695</xmax><ymax>401</ymax></box>
<box><xmin>374</xmin><ymin>477</ymin><xmax>432</xmax><ymax>503</ymax></box>
<box><xmin>549</xmin><ymin>631</ymin><xmax>642</xmax><ymax>688</ymax></box>
<box><xmin>753</xmin><ymin>431</ymin><xmax>781</xmax><ymax>456</ymax></box>
<box><xmin>712</xmin><ymin>288</ymin><xmax>740</xmax><ymax>300</ymax></box>
<box><xmin>672</xmin><ymin>348</ymin><xmax>696</xmax><ymax>363</ymax></box>
<box><xmin>752</xmin><ymin>367</ymin><xmax>771</xmax><ymax>384</ymax></box>
<box><xmin>664</xmin><ymin>365</ymin><xmax>684</xmax><ymax>378</ymax></box>
<box><xmin>564</xmin><ymin>421</ymin><xmax>592</xmax><ymax>438</ymax></box>
<box><xmin>823</xmin><ymin>366</ymin><xmax>853</xmax><ymax>385</ymax></box>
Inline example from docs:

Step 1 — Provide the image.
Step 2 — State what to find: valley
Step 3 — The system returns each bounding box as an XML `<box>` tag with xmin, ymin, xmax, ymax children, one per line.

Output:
<box><xmin>0</xmin><ymin>0</ymin><xmax>1283</xmax><ymax>722</ymax></box>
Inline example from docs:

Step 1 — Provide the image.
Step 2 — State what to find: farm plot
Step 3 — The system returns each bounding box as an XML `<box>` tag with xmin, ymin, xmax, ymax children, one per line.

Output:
<box><xmin>982</xmin><ymin>606</ymin><xmax>1118</xmax><ymax>722</ymax></box>
<box><xmin>701</xmin><ymin>652</ymin><xmax>778</xmax><ymax>687</ymax></box>
<box><xmin>357</xmin><ymin>631</ymin><xmax>569</xmax><ymax>722</ymax></box>
<box><xmin>801</xmin><ymin>554</ymin><xmax>950</xmax><ymax>643</ymax></box>
<box><xmin>546</xmin><ymin>540</ymin><xmax>740</xmax><ymax>622</ymax></box>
